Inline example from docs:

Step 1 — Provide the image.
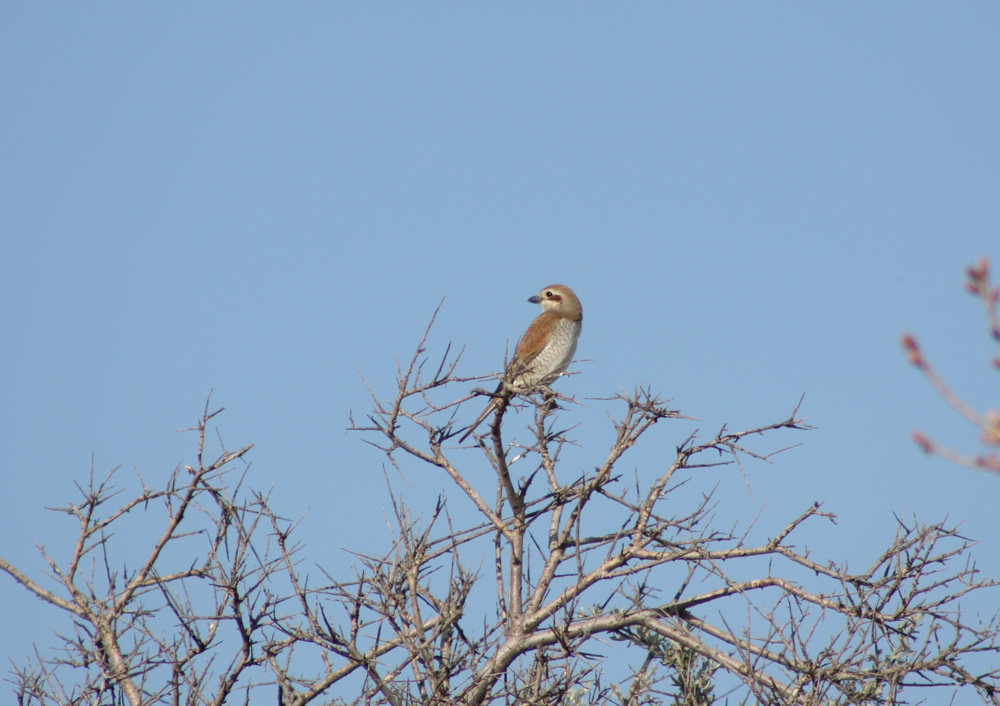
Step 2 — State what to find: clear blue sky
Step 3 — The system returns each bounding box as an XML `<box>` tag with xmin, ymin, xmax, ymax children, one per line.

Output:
<box><xmin>2</xmin><ymin>3</ymin><xmax>998</xmax><ymax>693</ymax></box>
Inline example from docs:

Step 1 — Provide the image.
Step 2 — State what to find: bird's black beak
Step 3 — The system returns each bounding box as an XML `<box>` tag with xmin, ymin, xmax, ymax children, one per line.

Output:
<box><xmin>528</xmin><ymin>295</ymin><xmax>542</xmax><ymax>304</ymax></box>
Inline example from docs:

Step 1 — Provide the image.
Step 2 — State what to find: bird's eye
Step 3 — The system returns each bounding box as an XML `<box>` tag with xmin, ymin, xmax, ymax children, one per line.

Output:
<box><xmin>546</xmin><ymin>291</ymin><xmax>553</xmax><ymax>297</ymax></box>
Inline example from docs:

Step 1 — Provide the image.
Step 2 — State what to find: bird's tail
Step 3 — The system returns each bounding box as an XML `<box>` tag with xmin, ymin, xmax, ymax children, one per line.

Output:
<box><xmin>459</xmin><ymin>383</ymin><xmax>505</xmax><ymax>442</ymax></box>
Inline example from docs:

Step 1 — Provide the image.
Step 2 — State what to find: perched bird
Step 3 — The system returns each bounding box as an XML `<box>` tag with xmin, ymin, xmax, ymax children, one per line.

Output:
<box><xmin>460</xmin><ymin>284</ymin><xmax>583</xmax><ymax>442</ymax></box>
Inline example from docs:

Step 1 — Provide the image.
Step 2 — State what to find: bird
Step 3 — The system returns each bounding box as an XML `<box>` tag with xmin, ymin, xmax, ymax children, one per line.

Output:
<box><xmin>460</xmin><ymin>284</ymin><xmax>583</xmax><ymax>442</ymax></box>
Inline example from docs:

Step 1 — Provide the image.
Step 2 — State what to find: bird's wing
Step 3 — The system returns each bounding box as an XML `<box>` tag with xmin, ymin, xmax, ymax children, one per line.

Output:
<box><xmin>507</xmin><ymin>311</ymin><xmax>560</xmax><ymax>380</ymax></box>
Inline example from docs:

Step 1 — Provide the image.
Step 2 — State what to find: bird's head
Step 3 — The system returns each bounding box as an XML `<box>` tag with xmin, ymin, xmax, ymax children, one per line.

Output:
<box><xmin>529</xmin><ymin>284</ymin><xmax>583</xmax><ymax>321</ymax></box>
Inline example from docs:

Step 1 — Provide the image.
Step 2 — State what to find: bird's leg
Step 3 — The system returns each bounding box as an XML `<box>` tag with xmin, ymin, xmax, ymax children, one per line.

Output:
<box><xmin>539</xmin><ymin>385</ymin><xmax>558</xmax><ymax>414</ymax></box>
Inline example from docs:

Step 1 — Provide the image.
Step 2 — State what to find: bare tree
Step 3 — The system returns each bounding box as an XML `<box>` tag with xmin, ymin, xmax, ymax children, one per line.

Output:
<box><xmin>4</xmin><ymin>306</ymin><xmax>1000</xmax><ymax>705</ymax></box>
<box><xmin>902</xmin><ymin>256</ymin><xmax>1000</xmax><ymax>475</ymax></box>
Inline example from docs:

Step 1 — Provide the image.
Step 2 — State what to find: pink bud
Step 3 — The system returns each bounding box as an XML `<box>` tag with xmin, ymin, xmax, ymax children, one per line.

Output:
<box><xmin>967</xmin><ymin>257</ymin><xmax>989</xmax><ymax>282</ymax></box>
<box><xmin>901</xmin><ymin>334</ymin><xmax>924</xmax><ymax>367</ymax></box>
<box><xmin>911</xmin><ymin>431</ymin><xmax>933</xmax><ymax>454</ymax></box>
<box><xmin>974</xmin><ymin>455</ymin><xmax>1000</xmax><ymax>472</ymax></box>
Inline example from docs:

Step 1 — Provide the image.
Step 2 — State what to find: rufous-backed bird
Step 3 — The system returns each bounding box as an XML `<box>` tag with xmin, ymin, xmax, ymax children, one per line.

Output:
<box><xmin>460</xmin><ymin>284</ymin><xmax>582</xmax><ymax>442</ymax></box>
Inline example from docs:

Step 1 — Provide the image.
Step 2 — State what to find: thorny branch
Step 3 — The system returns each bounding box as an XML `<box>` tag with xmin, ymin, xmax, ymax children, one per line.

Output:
<box><xmin>4</xmin><ymin>306</ymin><xmax>999</xmax><ymax>706</ymax></box>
